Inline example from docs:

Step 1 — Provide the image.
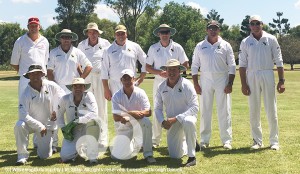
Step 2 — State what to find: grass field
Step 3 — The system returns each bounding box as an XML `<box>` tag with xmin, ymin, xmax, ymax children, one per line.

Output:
<box><xmin>0</xmin><ymin>70</ymin><xmax>299</xmax><ymax>174</ymax></box>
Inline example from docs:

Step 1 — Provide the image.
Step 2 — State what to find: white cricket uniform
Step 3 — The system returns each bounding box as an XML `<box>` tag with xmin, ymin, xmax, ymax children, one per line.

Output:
<box><xmin>47</xmin><ymin>45</ymin><xmax>92</xmax><ymax>92</ymax></box>
<box><xmin>14</xmin><ymin>79</ymin><xmax>65</xmax><ymax>161</ymax></box>
<box><xmin>112</xmin><ymin>86</ymin><xmax>153</xmax><ymax>159</ymax></box>
<box><xmin>239</xmin><ymin>31</ymin><xmax>283</xmax><ymax>146</ymax></box>
<box><xmin>146</xmin><ymin>39</ymin><xmax>189</xmax><ymax>145</ymax></box>
<box><xmin>78</xmin><ymin>38</ymin><xmax>111</xmax><ymax>146</ymax></box>
<box><xmin>10</xmin><ymin>33</ymin><xmax>49</xmax><ymax>101</ymax></box>
<box><xmin>101</xmin><ymin>39</ymin><xmax>147</xmax><ymax>95</ymax></box>
<box><xmin>191</xmin><ymin>36</ymin><xmax>236</xmax><ymax>145</ymax></box>
<box><xmin>155</xmin><ymin>77</ymin><xmax>199</xmax><ymax>158</ymax></box>
<box><xmin>57</xmin><ymin>92</ymin><xmax>99</xmax><ymax>162</ymax></box>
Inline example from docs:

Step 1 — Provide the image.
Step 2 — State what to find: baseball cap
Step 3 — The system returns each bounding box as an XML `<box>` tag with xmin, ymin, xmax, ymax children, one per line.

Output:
<box><xmin>207</xmin><ymin>20</ymin><xmax>220</xmax><ymax>28</ymax></box>
<box><xmin>249</xmin><ymin>15</ymin><xmax>262</xmax><ymax>23</ymax></box>
<box><xmin>121</xmin><ymin>69</ymin><xmax>134</xmax><ymax>78</ymax></box>
<box><xmin>28</xmin><ymin>17</ymin><xmax>40</xmax><ymax>25</ymax></box>
<box><xmin>115</xmin><ymin>25</ymin><xmax>127</xmax><ymax>33</ymax></box>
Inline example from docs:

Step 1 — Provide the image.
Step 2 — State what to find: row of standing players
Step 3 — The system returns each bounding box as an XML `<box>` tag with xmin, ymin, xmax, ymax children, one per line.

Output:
<box><xmin>10</xmin><ymin>14</ymin><xmax>285</xmax><ymax>166</ymax></box>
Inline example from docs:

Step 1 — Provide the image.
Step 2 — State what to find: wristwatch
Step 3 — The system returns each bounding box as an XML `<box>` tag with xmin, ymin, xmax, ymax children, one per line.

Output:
<box><xmin>279</xmin><ymin>78</ymin><xmax>285</xmax><ymax>84</ymax></box>
<box><xmin>228</xmin><ymin>81</ymin><xmax>233</xmax><ymax>86</ymax></box>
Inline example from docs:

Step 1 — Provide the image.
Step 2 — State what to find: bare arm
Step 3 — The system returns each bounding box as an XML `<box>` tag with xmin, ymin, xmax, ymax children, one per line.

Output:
<box><xmin>80</xmin><ymin>65</ymin><xmax>92</xmax><ymax>79</ymax></box>
<box><xmin>102</xmin><ymin>79</ymin><xmax>112</xmax><ymax>101</ymax></box>
<box><xmin>47</xmin><ymin>69</ymin><xmax>55</xmax><ymax>81</ymax></box>
<box><xmin>192</xmin><ymin>74</ymin><xmax>201</xmax><ymax>95</ymax></box>
<box><xmin>10</xmin><ymin>64</ymin><xmax>19</xmax><ymax>72</ymax></box>
<box><xmin>277</xmin><ymin>67</ymin><xmax>285</xmax><ymax>93</ymax></box>
<box><xmin>127</xmin><ymin>109</ymin><xmax>151</xmax><ymax>119</ymax></box>
<box><xmin>239</xmin><ymin>67</ymin><xmax>250</xmax><ymax>96</ymax></box>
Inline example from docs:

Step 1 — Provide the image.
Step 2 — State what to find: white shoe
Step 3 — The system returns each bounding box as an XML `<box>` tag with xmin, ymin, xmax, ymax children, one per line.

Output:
<box><xmin>200</xmin><ymin>142</ymin><xmax>209</xmax><ymax>150</ymax></box>
<box><xmin>16</xmin><ymin>158</ymin><xmax>27</xmax><ymax>165</ymax></box>
<box><xmin>223</xmin><ymin>143</ymin><xmax>232</xmax><ymax>150</ymax></box>
<box><xmin>270</xmin><ymin>144</ymin><xmax>280</xmax><ymax>150</ymax></box>
<box><xmin>146</xmin><ymin>156</ymin><xmax>156</xmax><ymax>163</ymax></box>
<box><xmin>251</xmin><ymin>142</ymin><xmax>264</xmax><ymax>150</ymax></box>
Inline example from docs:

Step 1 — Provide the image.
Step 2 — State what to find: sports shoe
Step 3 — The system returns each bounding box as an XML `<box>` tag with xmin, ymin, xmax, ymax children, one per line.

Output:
<box><xmin>251</xmin><ymin>141</ymin><xmax>264</xmax><ymax>150</ymax></box>
<box><xmin>195</xmin><ymin>141</ymin><xmax>200</xmax><ymax>152</ymax></box>
<box><xmin>185</xmin><ymin>157</ymin><xmax>196</xmax><ymax>167</ymax></box>
<box><xmin>152</xmin><ymin>144</ymin><xmax>159</xmax><ymax>149</ymax></box>
<box><xmin>270</xmin><ymin>144</ymin><xmax>280</xmax><ymax>150</ymax></box>
<box><xmin>16</xmin><ymin>158</ymin><xmax>27</xmax><ymax>165</ymax></box>
<box><xmin>146</xmin><ymin>156</ymin><xmax>156</xmax><ymax>163</ymax></box>
<box><xmin>52</xmin><ymin>147</ymin><xmax>58</xmax><ymax>154</ymax></box>
<box><xmin>223</xmin><ymin>143</ymin><xmax>232</xmax><ymax>150</ymax></box>
<box><xmin>200</xmin><ymin>142</ymin><xmax>209</xmax><ymax>150</ymax></box>
<box><xmin>89</xmin><ymin>159</ymin><xmax>98</xmax><ymax>164</ymax></box>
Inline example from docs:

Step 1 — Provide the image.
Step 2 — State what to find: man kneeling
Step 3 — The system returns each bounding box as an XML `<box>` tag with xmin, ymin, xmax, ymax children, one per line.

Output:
<box><xmin>111</xmin><ymin>69</ymin><xmax>156</xmax><ymax>163</ymax></box>
<box><xmin>57</xmin><ymin>78</ymin><xmax>101</xmax><ymax>164</ymax></box>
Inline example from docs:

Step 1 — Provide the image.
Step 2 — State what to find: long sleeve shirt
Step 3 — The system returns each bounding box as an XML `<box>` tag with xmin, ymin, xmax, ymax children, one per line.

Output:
<box><xmin>154</xmin><ymin>77</ymin><xmax>199</xmax><ymax>124</ymax></box>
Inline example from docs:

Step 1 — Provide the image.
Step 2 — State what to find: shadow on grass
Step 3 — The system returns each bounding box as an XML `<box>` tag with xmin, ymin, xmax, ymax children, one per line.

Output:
<box><xmin>201</xmin><ymin>146</ymin><xmax>269</xmax><ymax>158</ymax></box>
<box><xmin>0</xmin><ymin>76</ymin><xmax>19</xmax><ymax>81</ymax></box>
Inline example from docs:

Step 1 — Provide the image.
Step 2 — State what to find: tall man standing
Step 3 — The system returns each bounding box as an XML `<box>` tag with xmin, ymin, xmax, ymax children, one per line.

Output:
<box><xmin>11</xmin><ymin>17</ymin><xmax>49</xmax><ymax>102</ymax></box>
<box><xmin>146</xmin><ymin>24</ymin><xmax>189</xmax><ymax>147</ymax></box>
<box><xmin>47</xmin><ymin>29</ymin><xmax>93</xmax><ymax>92</ymax></box>
<box><xmin>78</xmin><ymin>22</ymin><xmax>111</xmax><ymax>147</ymax></box>
<box><xmin>155</xmin><ymin>59</ymin><xmax>199</xmax><ymax>167</ymax></box>
<box><xmin>191</xmin><ymin>20</ymin><xmax>236</xmax><ymax>150</ymax></box>
<box><xmin>101</xmin><ymin>25</ymin><xmax>147</xmax><ymax>101</ymax></box>
<box><xmin>239</xmin><ymin>15</ymin><xmax>285</xmax><ymax>150</ymax></box>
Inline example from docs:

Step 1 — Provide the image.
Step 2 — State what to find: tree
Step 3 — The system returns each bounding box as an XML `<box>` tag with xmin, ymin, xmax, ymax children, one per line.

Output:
<box><xmin>206</xmin><ymin>9</ymin><xmax>224</xmax><ymax>24</ymax></box>
<box><xmin>240</xmin><ymin>15</ymin><xmax>250</xmax><ymax>38</ymax></box>
<box><xmin>289</xmin><ymin>25</ymin><xmax>300</xmax><ymax>38</ymax></box>
<box><xmin>0</xmin><ymin>23</ymin><xmax>26</xmax><ymax>68</ymax></box>
<box><xmin>54</xmin><ymin>0</ymin><xmax>101</xmax><ymax>42</ymax></box>
<box><xmin>158</xmin><ymin>2</ymin><xmax>206</xmax><ymax>62</ymax></box>
<box><xmin>269</xmin><ymin>12</ymin><xmax>290</xmax><ymax>39</ymax></box>
<box><xmin>280</xmin><ymin>35</ymin><xmax>300</xmax><ymax>70</ymax></box>
<box><xmin>104</xmin><ymin>0</ymin><xmax>161</xmax><ymax>41</ymax></box>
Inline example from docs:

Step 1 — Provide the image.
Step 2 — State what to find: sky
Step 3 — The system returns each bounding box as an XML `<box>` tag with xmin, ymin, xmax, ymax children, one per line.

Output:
<box><xmin>0</xmin><ymin>0</ymin><xmax>299</xmax><ymax>29</ymax></box>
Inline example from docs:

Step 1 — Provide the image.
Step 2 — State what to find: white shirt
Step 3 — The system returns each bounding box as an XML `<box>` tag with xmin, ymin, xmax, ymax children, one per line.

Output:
<box><xmin>57</xmin><ymin>92</ymin><xmax>98</xmax><ymax>127</ymax></box>
<box><xmin>191</xmin><ymin>36</ymin><xmax>236</xmax><ymax>75</ymax></box>
<box><xmin>78</xmin><ymin>38</ymin><xmax>111</xmax><ymax>73</ymax></box>
<box><xmin>11</xmin><ymin>33</ymin><xmax>49</xmax><ymax>75</ymax></box>
<box><xmin>239</xmin><ymin>31</ymin><xmax>283</xmax><ymax>70</ymax></box>
<box><xmin>47</xmin><ymin>45</ymin><xmax>92</xmax><ymax>85</ymax></box>
<box><xmin>146</xmin><ymin>40</ymin><xmax>188</xmax><ymax>73</ymax></box>
<box><xmin>18</xmin><ymin>79</ymin><xmax>65</xmax><ymax>132</ymax></box>
<box><xmin>154</xmin><ymin>77</ymin><xmax>199</xmax><ymax>124</ymax></box>
<box><xmin>101</xmin><ymin>39</ymin><xmax>147</xmax><ymax>81</ymax></box>
<box><xmin>112</xmin><ymin>86</ymin><xmax>150</xmax><ymax>129</ymax></box>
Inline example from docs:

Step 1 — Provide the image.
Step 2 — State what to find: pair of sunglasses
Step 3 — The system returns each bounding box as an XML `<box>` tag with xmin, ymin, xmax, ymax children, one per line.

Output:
<box><xmin>250</xmin><ymin>21</ymin><xmax>262</xmax><ymax>26</ymax></box>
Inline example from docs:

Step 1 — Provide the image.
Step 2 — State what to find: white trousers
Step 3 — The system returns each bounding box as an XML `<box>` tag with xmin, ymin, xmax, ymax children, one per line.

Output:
<box><xmin>167</xmin><ymin>116</ymin><xmax>197</xmax><ymax>158</ymax></box>
<box><xmin>60</xmin><ymin>120</ymin><xmax>100</xmax><ymax>162</ymax></box>
<box><xmin>152</xmin><ymin>76</ymin><xmax>166</xmax><ymax>145</ymax></box>
<box><xmin>14</xmin><ymin>120</ymin><xmax>53</xmax><ymax>160</ymax></box>
<box><xmin>247</xmin><ymin>70</ymin><xmax>279</xmax><ymax>145</ymax></box>
<box><xmin>112</xmin><ymin>117</ymin><xmax>153</xmax><ymax>159</ymax></box>
<box><xmin>199</xmin><ymin>72</ymin><xmax>232</xmax><ymax>144</ymax></box>
<box><xmin>86</xmin><ymin>72</ymin><xmax>108</xmax><ymax>146</ymax></box>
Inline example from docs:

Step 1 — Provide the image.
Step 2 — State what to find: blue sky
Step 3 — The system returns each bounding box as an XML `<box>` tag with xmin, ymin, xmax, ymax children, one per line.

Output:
<box><xmin>0</xmin><ymin>0</ymin><xmax>299</xmax><ymax>29</ymax></box>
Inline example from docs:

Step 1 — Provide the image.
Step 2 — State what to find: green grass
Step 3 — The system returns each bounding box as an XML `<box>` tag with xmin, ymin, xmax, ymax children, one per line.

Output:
<box><xmin>0</xmin><ymin>70</ymin><xmax>300</xmax><ymax>174</ymax></box>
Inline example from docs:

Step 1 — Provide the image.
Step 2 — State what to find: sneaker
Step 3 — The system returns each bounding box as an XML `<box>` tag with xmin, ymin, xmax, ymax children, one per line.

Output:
<box><xmin>195</xmin><ymin>141</ymin><xmax>200</xmax><ymax>152</ymax></box>
<box><xmin>89</xmin><ymin>159</ymin><xmax>98</xmax><ymax>164</ymax></box>
<box><xmin>146</xmin><ymin>156</ymin><xmax>156</xmax><ymax>163</ymax></box>
<box><xmin>270</xmin><ymin>144</ymin><xmax>280</xmax><ymax>150</ymax></box>
<box><xmin>251</xmin><ymin>141</ymin><xmax>264</xmax><ymax>150</ymax></box>
<box><xmin>200</xmin><ymin>142</ymin><xmax>209</xmax><ymax>150</ymax></box>
<box><xmin>16</xmin><ymin>158</ymin><xmax>27</xmax><ymax>165</ymax></box>
<box><xmin>52</xmin><ymin>147</ymin><xmax>58</xmax><ymax>154</ymax></box>
<box><xmin>152</xmin><ymin>144</ymin><xmax>159</xmax><ymax>149</ymax></box>
<box><xmin>223</xmin><ymin>143</ymin><xmax>232</xmax><ymax>150</ymax></box>
<box><xmin>185</xmin><ymin>157</ymin><xmax>196</xmax><ymax>167</ymax></box>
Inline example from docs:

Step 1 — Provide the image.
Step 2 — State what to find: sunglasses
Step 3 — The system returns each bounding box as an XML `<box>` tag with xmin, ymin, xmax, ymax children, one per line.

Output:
<box><xmin>28</xmin><ymin>17</ymin><xmax>39</xmax><ymax>23</ymax></box>
<box><xmin>159</xmin><ymin>30</ymin><xmax>171</xmax><ymax>35</ymax></box>
<box><xmin>250</xmin><ymin>21</ymin><xmax>262</xmax><ymax>26</ymax></box>
<box><xmin>208</xmin><ymin>26</ymin><xmax>219</xmax><ymax>31</ymax></box>
<box><xmin>60</xmin><ymin>35</ymin><xmax>72</xmax><ymax>40</ymax></box>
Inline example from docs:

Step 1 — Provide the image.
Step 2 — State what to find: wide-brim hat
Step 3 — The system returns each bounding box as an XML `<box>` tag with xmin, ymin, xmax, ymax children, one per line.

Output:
<box><xmin>160</xmin><ymin>59</ymin><xmax>187</xmax><ymax>71</ymax></box>
<box><xmin>66</xmin><ymin>78</ymin><xmax>91</xmax><ymax>91</ymax></box>
<box><xmin>55</xmin><ymin>29</ymin><xmax>78</xmax><ymax>41</ymax></box>
<box><xmin>23</xmin><ymin>64</ymin><xmax>45</xmax><ymax>79</ymax></box>
<box><xmin>153</xmin><ymin>24</ymin><xmax>176</xmax><ymax>37</ymax></box>
<box><xmin>83</xmin><ymin>22</ymin><xmax>103</xmax><ymax>35</ymax></box>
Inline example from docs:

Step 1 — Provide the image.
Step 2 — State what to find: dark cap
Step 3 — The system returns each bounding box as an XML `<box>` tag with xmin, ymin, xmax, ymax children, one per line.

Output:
<box><xmin>207</xmin><ymin>20</ymin><xmax>220</xmax><ymax>28</ymax></box>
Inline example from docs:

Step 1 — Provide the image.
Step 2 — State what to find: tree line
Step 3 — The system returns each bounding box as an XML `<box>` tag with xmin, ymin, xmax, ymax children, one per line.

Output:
<box><xmin>0</xmin><ymin>0</ymin><xmax>300</xmax><ymax>70</ymax></box>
